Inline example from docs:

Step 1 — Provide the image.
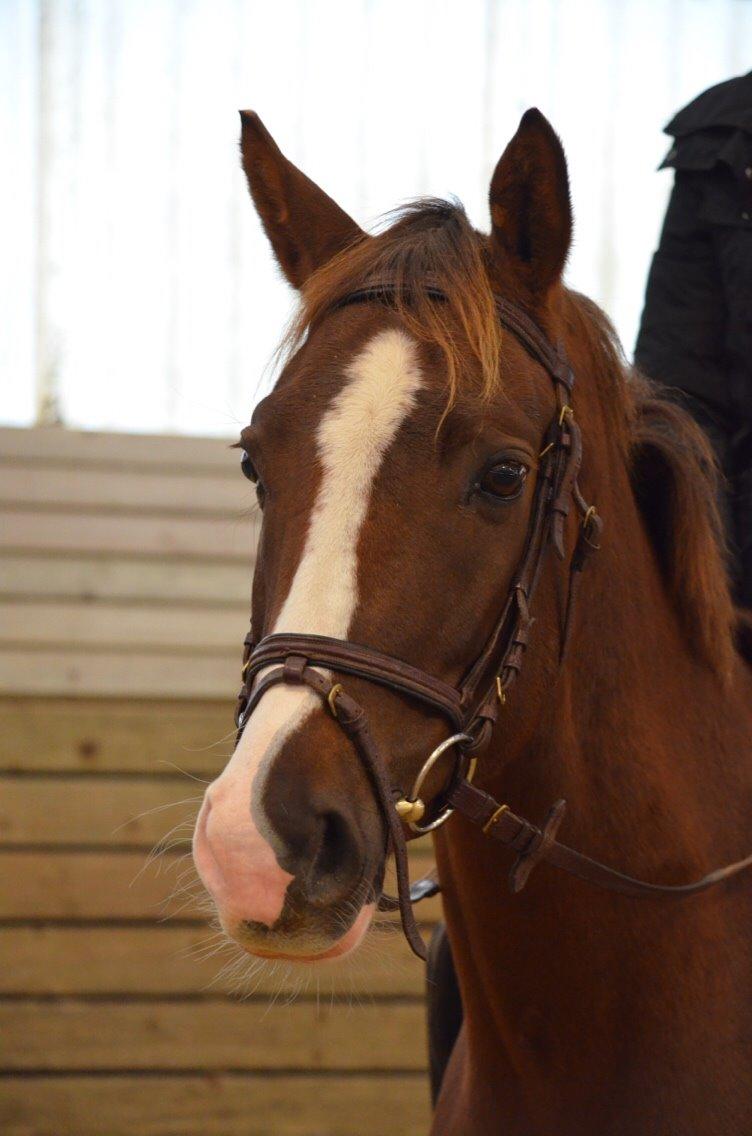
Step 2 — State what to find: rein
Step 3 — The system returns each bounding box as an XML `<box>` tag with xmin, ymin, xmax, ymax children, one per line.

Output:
<box><xmin>234</xmin><ymin>287</ymin><xmax>752</xmax><ymax>961</ymax></box>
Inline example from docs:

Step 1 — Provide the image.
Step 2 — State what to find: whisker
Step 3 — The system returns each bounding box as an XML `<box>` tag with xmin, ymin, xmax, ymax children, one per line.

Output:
<box><xmin>156</xmin><ymin>760</ymin><xmax>212</xmax><ymax>784</ymax></box>
<box><xmin>129</xmin><ymin>824</ymin><xmax>196</xmax><ymax>889</ymax></box>
<box><xmin>180</xmin><ymin>728</ymin><xmax>240</xmax><ymax>753</ymax></box>
<box><xmin>141</xmin><ymin>817</ymin><xmax>198</xmax><ymax>869</ymax></box>
<box><xmin>113</xmin><ymin>796</ymin><xmax>202</xmax><ymax>836</ymax></box>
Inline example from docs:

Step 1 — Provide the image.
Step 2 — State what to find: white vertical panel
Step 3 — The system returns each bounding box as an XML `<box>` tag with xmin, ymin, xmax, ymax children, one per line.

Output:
<box><xmin>0</xmin><ymin>0</ymin><xmax>749</xmax><ymax>434</ymax></box>
<box><xmin>0</xmin><ymin>0</ymin><xmax>39</xmax><ymax>426</ymax></box>
<box><xmin>63</xmin><ymin>0</ymin><xmax>179</xmax><ymax>431</ymax></box>
<box><xmin>415</xmin><ymin>0</ymin><xmax>491</xmax><ymax>221</ymax></box>
<box><xmin>231</xmin><ymin>0</ymin><xmax>307</xmax><ymax>421</ymax></box>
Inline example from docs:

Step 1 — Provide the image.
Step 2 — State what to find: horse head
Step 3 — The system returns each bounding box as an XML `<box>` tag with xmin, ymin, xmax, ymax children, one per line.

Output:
<box><xmin>192</xmin><ymin>107</ymin><xmax>734</xmax><ymax>967</ymax></box>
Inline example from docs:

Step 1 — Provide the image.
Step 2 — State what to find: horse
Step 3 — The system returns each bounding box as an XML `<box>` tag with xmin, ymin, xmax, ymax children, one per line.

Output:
<box><xmin>192</xmin><ymin>107</ymin><xmax>752</xmax><ymax>1134</ymax></box>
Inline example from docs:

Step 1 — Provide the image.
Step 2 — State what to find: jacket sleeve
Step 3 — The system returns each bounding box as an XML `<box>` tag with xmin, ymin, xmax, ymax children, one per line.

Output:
<box><xmin>634</xmin><ymin>170</ymin><xmax>729</xmax><ymax>416</ymax></box>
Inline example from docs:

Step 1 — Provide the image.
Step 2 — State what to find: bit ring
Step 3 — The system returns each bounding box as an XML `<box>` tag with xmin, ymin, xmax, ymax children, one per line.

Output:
<box><xmin>398</xmin><ymin>732</ymin><xmax>475</xmax><ymax>834</ymax></box>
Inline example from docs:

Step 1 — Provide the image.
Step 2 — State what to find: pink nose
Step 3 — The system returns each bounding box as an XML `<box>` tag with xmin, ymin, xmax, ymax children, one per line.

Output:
<box><xmin>192</xmin><ymin>785</ymin><xmax>293</xmax><ymax>930</ymax></box>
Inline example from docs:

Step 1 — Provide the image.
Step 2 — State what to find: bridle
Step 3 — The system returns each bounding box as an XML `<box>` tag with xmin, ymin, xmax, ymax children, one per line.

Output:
<box><xmin>234</xmin><ymin>284</ymin><xmax>752</xmax><ymax>962</ymax></box>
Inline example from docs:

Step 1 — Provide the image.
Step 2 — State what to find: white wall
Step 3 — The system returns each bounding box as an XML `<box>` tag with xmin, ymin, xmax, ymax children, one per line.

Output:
<box><xmin>2</xmin><ymin>0</ymin><xmax>750</xmax><ymax>436</ymax></box>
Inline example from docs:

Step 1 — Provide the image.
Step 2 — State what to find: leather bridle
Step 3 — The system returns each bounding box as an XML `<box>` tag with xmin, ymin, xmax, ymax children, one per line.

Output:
<box><xmin>234</xmin><ymin>285</ymin><xmax>752</xmax><ymax>961</ymax></box>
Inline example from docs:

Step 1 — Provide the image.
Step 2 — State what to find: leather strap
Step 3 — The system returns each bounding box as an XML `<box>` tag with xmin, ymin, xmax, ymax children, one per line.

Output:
<box><xmin>243</xmin><ymin>633</ymin><xmax>464</xmax><ymax>729</ymax></box>
<box><xmin>448</xmin><ymin>779</ymin><xmax>752</xmax><ymax>900</ymax></box>
<box><xmin>240</xmin><ymin>659</ymin><xmax>430</xmax><ymax>959</ymax></box>
<box><xmin>236</xmin><ymin>643</ymin><xmax>752</xmax><ymax>962</ymax></box>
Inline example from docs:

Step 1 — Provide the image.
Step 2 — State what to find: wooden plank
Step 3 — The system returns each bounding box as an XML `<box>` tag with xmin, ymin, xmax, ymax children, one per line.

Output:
<box><xmin>0</xmin><ymin>926</ymin><xmax>427</xmax><ymax>996</ymax></box>
<box><xmin>0</xmin><ymin>776</ymin><xmax>436</xmax><ymax>870</ymax></box>
<box><xmin>0</xmin><ymin>553</ymin><xmax>251</xmax><ymax>605</ymax></box>
<box><xmin>0</xmin><ymin>697</ymin><xmax>234</xmax><ymax>774</ymax></box>
<box><xmin>0</xmin><ymin>1000</ymin><xmax>427</xmax><ymax>1071</ymax></box>
<box><xmin>0</xmin><ymin>850</ymin><xmax>194</xmax><ymax>920</ymax></box>
<box><xmin>0</xmin><ymin>510</ymin><xmax>254</xmax><ymax>560</ymax></box>
<box><xmin>0</xmin><ymin>849</ymin><xmax>438</xmax><ymax>921</ymax></box>
<box><xmin>0</xmin><ymin>425</ymin><xmax>238</xmax><ymax>471</ymax></box>
<box><xmin>0</xmin><ymin>600</ymin><xmax>245</xmax><ymax>651</ymax></box>
<box><xmin>0</xmin><ymin>1073</ymin><xmax>430</xmax><ymax>1136</ymax></box>
<box><xmin>0</xmin><ymin>464</ymin><xmax>251</xmax><ymax>515</ymax></box>
<box><xmin>0</xmin><ymin>648</ymin><xmax>237</xmax><ymax>698</ymax></box>
<box><xmin>0</xmin><ymin>776</ymin><xmax>203</xmax><ymax>847</ymax></box>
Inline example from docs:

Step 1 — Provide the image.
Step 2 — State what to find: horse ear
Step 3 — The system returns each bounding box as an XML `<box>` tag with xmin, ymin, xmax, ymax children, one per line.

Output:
<box><xmin>489</xmin><ymin>108</ymin><xmax>572</xmax><ymax>295</ymax></box>
<box><xmin>630</xmin><ymin>391</ymin><xmax>735</xmax><ymax>678</ymax></box>
<box><xmin>239</xmin><ymin>111</ymin><xmax>364</xmax><ymax>289</ymax></box>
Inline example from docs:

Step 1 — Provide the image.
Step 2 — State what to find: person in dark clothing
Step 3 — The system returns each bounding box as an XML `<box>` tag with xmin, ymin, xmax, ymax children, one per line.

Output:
<box><xmin>635</xmin><ymin>70</ymin><xmax>752</xmax><ymax>609</ymax></box>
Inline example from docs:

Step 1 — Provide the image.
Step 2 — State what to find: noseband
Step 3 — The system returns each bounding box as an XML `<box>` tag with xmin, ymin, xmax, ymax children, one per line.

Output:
<box><xmin>234</xmin><ymin>286</ymin><xmax>752</xmax><ymax>961</ymax></box>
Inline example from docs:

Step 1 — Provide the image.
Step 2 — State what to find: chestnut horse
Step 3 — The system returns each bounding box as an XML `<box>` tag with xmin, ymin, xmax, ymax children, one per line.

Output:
<box><xmin>193</xmin><ymin>108</ymin><xmax>752</xmax><ymax>1133</ymax></box>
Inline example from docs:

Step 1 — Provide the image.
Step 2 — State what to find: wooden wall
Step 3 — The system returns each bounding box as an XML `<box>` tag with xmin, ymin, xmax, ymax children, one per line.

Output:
<box><xmin>0</xmin><ymin>426</ymin><xmax>433</xmax><ymax>1136</ymax></box>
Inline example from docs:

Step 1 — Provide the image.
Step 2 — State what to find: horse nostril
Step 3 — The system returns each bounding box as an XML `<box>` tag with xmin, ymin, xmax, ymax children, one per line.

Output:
<box><xmin>315</xmin><ymin>811</ymin><xmax>353</xmax><ymax>878</ymax></box>
<box><xmin>304</xmin><ymin>810</ymin><xmax>363</xmax><ymax>906</ymax></box>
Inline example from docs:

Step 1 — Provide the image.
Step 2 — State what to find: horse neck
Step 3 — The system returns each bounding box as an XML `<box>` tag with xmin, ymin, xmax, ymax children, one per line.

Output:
<box><xmin>434</xmin><ymin>424</ymin><xmax>752</xmax><ymax>1087</ymax></box>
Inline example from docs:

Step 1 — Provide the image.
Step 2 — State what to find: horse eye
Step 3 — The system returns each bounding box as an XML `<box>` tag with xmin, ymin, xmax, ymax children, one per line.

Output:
<box><xmin>240</xmin><ymin>451</ymin><xmax>257</xmax><ymax>483</ymax></box>
<box><xmin>478</xmin><ymin>460</ymin><xmax>528</xmax><ymax>500</ymax></box>
<box><xmin>240</xmin><ymin>450</ymin><xmax>267</xmax><ymax>507</ymax></box>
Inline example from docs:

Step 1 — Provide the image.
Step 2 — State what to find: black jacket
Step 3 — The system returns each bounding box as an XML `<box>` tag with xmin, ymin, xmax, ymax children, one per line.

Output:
<box><xmin>635</xmin><ymin>71</ymin><xmax>752</xmax><ymax>607</ymax></box>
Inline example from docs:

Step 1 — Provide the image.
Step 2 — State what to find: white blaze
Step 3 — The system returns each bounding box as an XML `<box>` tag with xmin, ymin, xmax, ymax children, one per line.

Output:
<box><xmin>197</xmin><ymin>329</ymin><xmax>423</xmax><ymax>927</ymax></box>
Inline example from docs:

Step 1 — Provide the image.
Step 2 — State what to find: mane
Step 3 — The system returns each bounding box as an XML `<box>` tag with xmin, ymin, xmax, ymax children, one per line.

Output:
<box><xmin>283</xmin><ymin>200</ymin><xmax>502</xmax><ymax>409</ymax></box>
<box><xmin>562</xmin><ymin>291</ymin><xmax>736</xmax><ymax>678</ymax></box>
<box><xmin>285</xmin><ymin>198</ymin><xmax>737</xmax><ymax>677</ymax></box>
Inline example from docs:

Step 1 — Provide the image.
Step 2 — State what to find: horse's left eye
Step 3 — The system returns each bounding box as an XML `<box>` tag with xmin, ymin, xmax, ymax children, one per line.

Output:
<box><xmin>478</xmin><ymin>460</ymin><xmax>528</xmax><ymax>500</ymax></box>
<box><xmin>240</xmin><ymin>451</ymin><xmax>257</xmax><ymax>483</ymax></box>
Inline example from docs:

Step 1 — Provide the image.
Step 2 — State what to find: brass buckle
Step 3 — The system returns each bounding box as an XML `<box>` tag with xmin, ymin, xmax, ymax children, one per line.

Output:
<box><xmin>395</xmin><ymin>732</ymin><xmax>474</xmax><ymax>835</ymax></box>
<box><xmin>558</xmin><ymin>404</ymin><xmax>573</xmax><ymax>427</ymax></box>
<box><xmin>581</xmin><ymin>505</ymin><xmax>601</xmax><ymax>549</ymax></box>
<box><xmin>327</xmin><ymin>683</ymin><xmax>344</xmax><ymax>719</ymax></box>
<box><xmin>482</xmin><ymin>803</ymin><xmax>510</xmax><ymax>835</ymax></box>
